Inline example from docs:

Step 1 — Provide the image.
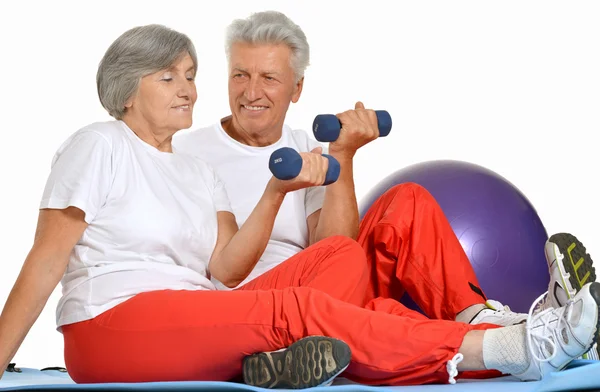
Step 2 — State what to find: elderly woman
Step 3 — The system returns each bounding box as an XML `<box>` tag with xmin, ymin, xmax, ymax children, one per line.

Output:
<box><xmin>0</xmin><ymin>24</ymin><xmax>355</xmax><ymax>388</ymax></box>
<box><xmin>0</xmin><ymin>23</ymin><xmax>599</xmax><ymax>390</ymax></box>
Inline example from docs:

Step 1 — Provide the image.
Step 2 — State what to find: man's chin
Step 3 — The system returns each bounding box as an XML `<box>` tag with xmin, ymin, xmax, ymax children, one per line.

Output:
<box><xmin>238</xmin><ymin>117</ymin><xmax>267</xmax><ymax>131</ymax></box>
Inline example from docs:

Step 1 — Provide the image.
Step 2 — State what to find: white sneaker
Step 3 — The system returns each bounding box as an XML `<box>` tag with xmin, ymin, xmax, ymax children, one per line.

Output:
<box><xmin>538</xmin><ymin>233</ymin><xmax>598</xmax><ymax>359</ymax></box>
<box><xmin>543</xmin><ymin>233</ymin><xmax>596</xmax><ymax>308</ymax></box>
<box><xmin>470</xmin><ymin>299</ymin><xmax>528</xmax><ymax>326</ymax></box>
<box><xmin>514</xmin><ymin>281</ymin><xmax>600</xmax><ymax>381</ymax></box>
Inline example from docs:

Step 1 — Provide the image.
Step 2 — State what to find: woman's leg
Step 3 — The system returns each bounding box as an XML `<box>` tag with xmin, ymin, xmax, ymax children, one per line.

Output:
<box><xmin>62</xmin><ymin>287</ymin><xmax>493</xmax><ymax>386</ymax></box>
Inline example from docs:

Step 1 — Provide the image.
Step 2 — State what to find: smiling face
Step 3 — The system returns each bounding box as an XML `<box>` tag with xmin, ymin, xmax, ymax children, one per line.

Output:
<box><xmin>226</xmin><ymin>42</ymin><xmax>303</xmax><ymax>142</ymax></box>
<box><xmin>124</xmin><ymin>52</ymin><xmax>197</xmax><ymax>137</ymax></box>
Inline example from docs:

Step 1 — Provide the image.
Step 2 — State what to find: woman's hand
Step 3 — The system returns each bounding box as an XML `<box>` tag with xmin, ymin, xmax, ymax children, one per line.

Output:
<box><xmin>269</xmin><ymin>147</ymin><xmax>330</xmax><ymax>195</ymax></box>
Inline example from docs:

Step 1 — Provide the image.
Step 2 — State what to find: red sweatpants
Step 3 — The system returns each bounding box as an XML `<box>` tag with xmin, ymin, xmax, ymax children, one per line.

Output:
<box><xmin>62</xmin><ymin>235</ymin><xmax>498</xmax><ymax>386</ymax></box>
<box><xmin>357</xmin><ymin>183</ymin><xmax>489</xmax><ymax>319</ymax></box>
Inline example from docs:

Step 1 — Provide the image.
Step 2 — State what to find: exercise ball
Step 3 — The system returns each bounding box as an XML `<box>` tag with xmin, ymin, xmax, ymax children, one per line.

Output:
<box><xmin>359</xmin><ymin>160</ymin><xmax>549</xmax><ymax>314</ymax></box>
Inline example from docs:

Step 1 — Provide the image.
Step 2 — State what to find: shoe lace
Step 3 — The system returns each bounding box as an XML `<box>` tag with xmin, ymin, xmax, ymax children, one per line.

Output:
<box><xmin>446</xmin><ymin>353</ymin><xmax>464</xmax><ymax>384</ymax></box>
<box><xmin>526</xmin><ymin>291</ymin><xmax>573</xmax><ymax>363</ymax></box>
<box><xmin>536</xmin><ymin>294</ymin><xmax>555</xmax><ymax>313</ymax></box>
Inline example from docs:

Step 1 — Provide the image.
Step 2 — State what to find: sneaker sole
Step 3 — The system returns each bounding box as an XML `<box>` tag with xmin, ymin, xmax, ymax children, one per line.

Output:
<box><xmin>242</xmin><ymin>336</ymin><xmax>351</xmax><ymax>389</ymax></box>
<box><xmin>584</xmin><ymin>282</ymin><xmax>600</xmax><ymax>358</ymax></box>
<box><xmin>549</xmin><ymin>233</ymin><xmax>598</xmax><ymax>359</ymax></box>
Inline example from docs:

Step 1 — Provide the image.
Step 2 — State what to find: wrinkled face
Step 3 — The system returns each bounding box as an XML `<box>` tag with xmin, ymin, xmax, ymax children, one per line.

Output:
<box><xmin>227</xmin><ymin>42</ymin><xmax>303</xmax><ymax>137</ymax></box>
<box><xmin>125</xmin><ymin>53</ymin><xmax>197</xmax><ymax>134</ymax></box>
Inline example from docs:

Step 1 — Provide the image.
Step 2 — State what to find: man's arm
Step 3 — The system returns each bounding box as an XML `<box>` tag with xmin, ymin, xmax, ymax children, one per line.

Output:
<box><xmin>308</xmin><ymin>101</ymin><xmax>380</xmax><ymax>245</ymax></box>
<box><xmin>308</xmin><ymin>154</ymin><xmax>359</xmax><ymax>243</ymax></box>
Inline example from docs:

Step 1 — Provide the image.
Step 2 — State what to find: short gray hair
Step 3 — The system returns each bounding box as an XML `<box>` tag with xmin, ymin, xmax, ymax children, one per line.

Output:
<box><xmin>97</xmin><ymin>24</ymin><xmax>198</xmax><ymax>120</ymax></box>
<box><xmin>225</xmin><ymin>11</ymin><xmax>310</xmax><ymax>82</ymax></box>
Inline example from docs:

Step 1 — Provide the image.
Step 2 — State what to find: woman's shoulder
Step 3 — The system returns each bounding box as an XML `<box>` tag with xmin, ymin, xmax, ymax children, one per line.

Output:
<box><xmin>51</xmin><ymin>121</ymin><xmax>121</xmax><ymax>158</ymax></box>
<box><xmin>71</xmin><ymin>120</ymin><xmax>128</xmax><ymax>147</ymax></box>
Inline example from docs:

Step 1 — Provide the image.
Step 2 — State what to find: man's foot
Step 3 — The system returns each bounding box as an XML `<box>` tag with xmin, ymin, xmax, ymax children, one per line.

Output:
<box><xmin>541</xmin><ymin>233</ymin><xmax>598</xmax><ymax>359</ymax></box>
<box><xmin>469</xmin><ymin>300</ymin><xmax>528</xmax><ymax>326</ymax></box>
<box><xmin>242</xmin><ymin>336</ymin><xmax>351</xmax><ymax>389</ymax></box>
<box><xmin>468</xmin><ymin>296</ymin><xmax>534</xmax><ymax>326</ymax></box>
<box><xmin>544</xmin><ymin>233</ymin><xmax>596</xmax><ymax>307</ymax></box>
<box><xmin>514</xmin><ymin>281</ymin><xmax>600</xmax><ymax>381</ymax></box>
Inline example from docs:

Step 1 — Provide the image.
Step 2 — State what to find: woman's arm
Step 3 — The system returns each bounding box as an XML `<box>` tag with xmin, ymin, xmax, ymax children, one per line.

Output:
<box><xmin>0</xmin><ymin>207</ymin><xmax>87</xmax><ymax>377</ymax></box>
<box><xmin>209</xmin><ymin>152</ymin><xmax>330</xmax><ymax>288</ymax></box>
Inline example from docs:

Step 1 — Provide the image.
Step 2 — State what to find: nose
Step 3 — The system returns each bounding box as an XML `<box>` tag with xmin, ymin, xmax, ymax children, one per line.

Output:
<box><xmin>177</xmin><ymin>77</ymin><xmax>195</xmax><ymax>100</ymax></box>
<box><xmin>244</xmin><ymin>77</ymin><xmax>262</xmax><ymax>102</ymax></box>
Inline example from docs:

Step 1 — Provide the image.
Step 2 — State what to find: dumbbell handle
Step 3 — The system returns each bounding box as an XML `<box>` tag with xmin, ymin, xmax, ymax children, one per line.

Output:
<box><xmin>313</xmin><ymin>110</ymin><xmax>392</xmax><ymax>142</ymax></box>
<box><xmin>269</xmin><ymin>147</ymin><xmax>340</xmax><ymax>185</ymax></box>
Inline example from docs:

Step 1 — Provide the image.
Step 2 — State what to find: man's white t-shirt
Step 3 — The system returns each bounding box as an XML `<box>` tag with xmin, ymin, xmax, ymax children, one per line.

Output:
<box><xmin>173</xmin><ymin>118</ymin><xmax>325</xmax><ymax>289</ymax></box>
<box><xmin>40</xmin><ymin>120</ymin><xmax>232</xmax><ymax>329</ymax></box>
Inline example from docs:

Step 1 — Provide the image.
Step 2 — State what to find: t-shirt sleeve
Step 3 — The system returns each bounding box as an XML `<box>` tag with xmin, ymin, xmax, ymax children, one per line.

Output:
<box><xmin>210</xmin><ymin>166</ymin><xmax>233</xmax><ymax>214</ymax></box>
<box><xmin>305</xmin><ymin>188</ymin><xmax>325</xmax><ymax>218</ymax></box>
<box><xmin>304</xmin><ymin>136</ymin><xmax>326</xmax><ymax>218</ymax></box>
<box><xmin>39</xmin><ymin>130</ymin><xmax>113</xmax><ymax>224</ymax></box>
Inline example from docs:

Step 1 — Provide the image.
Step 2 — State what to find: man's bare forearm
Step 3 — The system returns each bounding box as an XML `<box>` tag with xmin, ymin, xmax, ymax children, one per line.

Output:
<box><xmin>313</xmin><ymin>154</ymin><xmax>359</xmax><ymax>243</ymax></box>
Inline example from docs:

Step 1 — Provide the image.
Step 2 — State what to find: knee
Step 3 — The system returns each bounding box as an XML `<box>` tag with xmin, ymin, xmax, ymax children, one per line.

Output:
<box><xmin>334</xmin><ymin>235</ymin><xmax>368</xmax><ymax>272</ymax></box>
<box><xmin>388</xmin><ymin>182</ymin><xmax>426</xmax><ymax>196</ymax></box>
<box><xmin>387</xmin><ymin>182</ymin><xmax>436</xmax><ymax>202</ymax></box>
<box><xmin>322</xmin><ymin>235</ymin><xmax>367</xmax><ymax>267</ymax></box>
<box><xmin>327</xmin><ymin>235</ymin><xmax>364</xmax><ymax>254</ymax></box>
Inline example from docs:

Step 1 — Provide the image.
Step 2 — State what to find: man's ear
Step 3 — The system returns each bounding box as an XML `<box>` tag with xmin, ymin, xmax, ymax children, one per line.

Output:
<box><xmin>291</xmin><ymin>77</ymin><xmax>304</xmax><ymax>103</ymax></box>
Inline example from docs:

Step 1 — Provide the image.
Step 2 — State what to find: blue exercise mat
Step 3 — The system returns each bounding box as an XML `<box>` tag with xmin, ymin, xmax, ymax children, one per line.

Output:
<box><xmin>2</xmin><ymin>360</ymin><xmax>599</xmax><ymax>391</ymax></box>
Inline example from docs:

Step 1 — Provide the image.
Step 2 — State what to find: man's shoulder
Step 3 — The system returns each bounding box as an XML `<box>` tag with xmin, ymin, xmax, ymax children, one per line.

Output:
<box><xmin>176</xmin><ymin>122</ymin><xmax>220</xmax><ymax>143</ymax></box>
<box><xmin>173</xmin><ymin>122</ymin><xmax>223</xmax><ymax>156</ymax></box>
<box><xmin>284</xmin><ymin>124</ymin><xmax>311</xmax><ymax>138</ymax></box>
<box><xmin>284</xmin><ymin>124</ymin><xmax>324</xmax><ymax>152</ymax></box>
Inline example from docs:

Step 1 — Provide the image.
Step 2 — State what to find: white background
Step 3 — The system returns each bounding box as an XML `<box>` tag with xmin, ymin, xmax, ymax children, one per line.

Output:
<box><xmin>0</xmin><ymin>0</ymin><xmax>598</xmax><ymax>369</ymax></box>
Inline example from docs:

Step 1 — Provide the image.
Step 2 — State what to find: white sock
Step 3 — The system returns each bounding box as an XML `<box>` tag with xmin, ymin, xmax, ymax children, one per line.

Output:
<box><xmin>482</xmin><ymin>324</ymin><xmax>530</xmax><ymax>375</ymax></box>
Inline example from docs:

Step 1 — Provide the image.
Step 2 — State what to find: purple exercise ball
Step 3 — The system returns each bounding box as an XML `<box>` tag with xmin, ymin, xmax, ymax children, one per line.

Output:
<box><xmin>359</xmin><ymin>160</ymin><xmax>549</xmax><ymax>314</ymax></box>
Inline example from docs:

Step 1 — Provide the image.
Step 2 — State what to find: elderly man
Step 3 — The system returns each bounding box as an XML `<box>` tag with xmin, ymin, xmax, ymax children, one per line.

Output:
<box><xmin>173</xmin><ymin>10</ymin><xmax>597</xmax><ymax>355</ymax></box>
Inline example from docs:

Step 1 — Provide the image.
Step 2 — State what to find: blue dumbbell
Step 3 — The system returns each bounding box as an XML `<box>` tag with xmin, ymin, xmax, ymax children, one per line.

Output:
<box><xmin>269</xmin><ymin>147</ymin><xmax>340</xmax><ymax>185</ymax></box>
<box><xmin>312</xmin><ymin>110</ymin><xmax>392</xmax><ymax>142</ymax></box>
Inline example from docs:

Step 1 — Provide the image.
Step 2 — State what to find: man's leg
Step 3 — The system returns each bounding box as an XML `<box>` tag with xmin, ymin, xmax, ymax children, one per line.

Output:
<box><xmin>540</xmin><ymin>232</ymin><xmax>599</xmax><ymax>359</ymax></box>
<box><xmin>357</xmin><ymin>183</ymin><xmax>489</xmax><ymax>320</ymax></box>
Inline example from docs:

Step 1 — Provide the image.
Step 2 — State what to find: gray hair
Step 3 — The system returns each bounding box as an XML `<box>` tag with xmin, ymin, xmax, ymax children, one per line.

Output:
<box><xmin>225</xmin><ymin>11</ymin><xmax>310</xmax><ymax>82</ymax></box>
<box><xmin>97</xmin><ymin>24</ymin><xmax>198</xmax><ymax>120</ymax></box>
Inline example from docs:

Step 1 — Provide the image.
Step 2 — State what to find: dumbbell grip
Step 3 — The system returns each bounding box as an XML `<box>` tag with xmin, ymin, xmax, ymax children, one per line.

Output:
<box><xmin>313</xmin><ymin>110</ymin><xmax>392</xmax><ymax>142</ymax></box>
<box><xmin>269</xmin><ymin>147</ymin><xmax>340</xmax><ymax>185</ymax></box>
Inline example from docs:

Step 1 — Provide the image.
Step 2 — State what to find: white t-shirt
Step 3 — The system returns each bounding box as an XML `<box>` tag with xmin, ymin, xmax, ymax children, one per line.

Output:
<box><xmin>173</xmin><ymin>117</ymin><xmax>326</xmax><ymax>289</ymax></box>
<box><xmin>40</xmin><ymin>120</ymin><xmax>232</xmax><ymax>329</ymax></box>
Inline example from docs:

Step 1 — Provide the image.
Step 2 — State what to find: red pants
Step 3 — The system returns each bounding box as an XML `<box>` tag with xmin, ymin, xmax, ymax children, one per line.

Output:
<box><xmin>62</xmin><ymin>183</ymin><xmax>499</xmax><ymax>386</ymax></box>
<box><xmin>357</xmin><ymin>183</ymin><xmax>488</xmax><ymax>318</ymax></box>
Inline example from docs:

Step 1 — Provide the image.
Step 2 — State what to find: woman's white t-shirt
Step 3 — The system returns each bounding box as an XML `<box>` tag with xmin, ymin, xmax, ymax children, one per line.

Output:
<box><xmin>39</xmin><ymin>120</ymin><xmax>232</xmax><ymax>329</ymax></box>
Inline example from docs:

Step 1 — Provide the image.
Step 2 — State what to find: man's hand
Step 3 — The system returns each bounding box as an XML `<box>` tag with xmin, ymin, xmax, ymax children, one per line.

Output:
<box><xmin>328</xmin><ymin>101</ymin><xmax>380</xmax><ymax>159</ymax></box>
